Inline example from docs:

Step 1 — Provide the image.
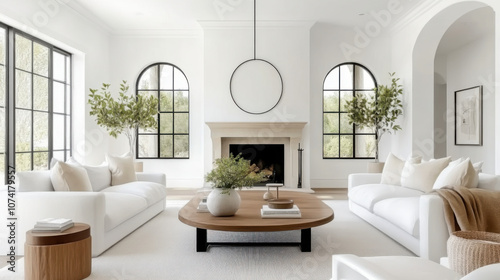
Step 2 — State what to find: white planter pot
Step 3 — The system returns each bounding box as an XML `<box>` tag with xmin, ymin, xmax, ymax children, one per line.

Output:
<box><xmin>207</xmin><ymin>188</ymin><xmax>241</xmax><ymax>217</ymax></box>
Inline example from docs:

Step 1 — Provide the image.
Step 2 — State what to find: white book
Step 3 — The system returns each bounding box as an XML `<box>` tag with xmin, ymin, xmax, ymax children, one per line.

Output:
<box><xmin>33</xmin><ymin>223</ymin><xmax>74</xmax><ymax>232</ymax></box>
<box><xmin>261</xmin><ymin>210</ymin><xmax>301</xmax><ymax>219</ymax></box>
<box><xmin>36</xmin><ymin>218</ymin><xmax>73</xmax><ymax>227</ymax></box>
<box><xmin>262</xmin><ymin>205</ymin><xmax>301</xmax><ymax>215</ymax></box>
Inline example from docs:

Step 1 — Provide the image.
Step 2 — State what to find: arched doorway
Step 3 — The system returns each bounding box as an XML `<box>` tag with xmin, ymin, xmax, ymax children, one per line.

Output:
<box><xmin>411</xmin><ymin>1</ymin><xmax>496</xmax><ymax>172</ymax></box>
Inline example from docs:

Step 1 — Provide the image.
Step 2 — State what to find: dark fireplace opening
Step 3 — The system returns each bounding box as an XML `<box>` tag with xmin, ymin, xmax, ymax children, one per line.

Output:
<box><xmin>229</xmin><ymin>144</ymin><xmax>285</xmax><ymax>186</ymax></box>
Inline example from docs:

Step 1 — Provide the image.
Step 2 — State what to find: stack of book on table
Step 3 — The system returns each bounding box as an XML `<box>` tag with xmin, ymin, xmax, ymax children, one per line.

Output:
<box><xmin>261</xmin><ymin>205</ymin><xmax>301</xmax><ymax>218</ymax></box>
<box><xmin>32</xmin><ymin>218</ymin><xmax>74</xmax><ymax>232</ymax></box>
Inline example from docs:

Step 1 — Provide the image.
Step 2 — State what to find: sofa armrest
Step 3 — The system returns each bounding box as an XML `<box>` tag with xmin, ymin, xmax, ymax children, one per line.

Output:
<box><xmin>419</xmin><ymin>193</ymin><xmax>449</xmax><ymax>262</ymax></box>
<box><xmin>332</xmin><ymin>254</ymin><xmax>400</xmax><ymax>280</ymax></box>
<box><xmin>348</xmin><ymin>173</ymin><xmax>382</xmax><ymax>189</ymax></box>
<box><xmin>0</xmin><ymin>191</ymin><xmax>106</xmax><ymax>255</ymax></box>
<box><xmin>136</xmin><ymin>172</ymin><xmax>166</xmax><ymax>186</ymax></box>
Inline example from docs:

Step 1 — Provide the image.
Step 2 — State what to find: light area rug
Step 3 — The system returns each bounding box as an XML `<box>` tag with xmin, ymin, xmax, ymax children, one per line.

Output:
<box><xmin>0</xmin><ymin>200</ymin><xmax>414</xmax><ymax>280</ymax></box>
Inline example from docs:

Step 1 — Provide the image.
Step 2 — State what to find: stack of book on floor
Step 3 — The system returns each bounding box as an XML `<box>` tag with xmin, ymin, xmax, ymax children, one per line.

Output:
<box><xmin>32</xmin><ymin>218</ymin><xmax>74</xmax><ymax>232</ymax></box>
<box><xmin>261</xmin><ymin>205</ymin><xmax>301</xmax><ymax>219</ymax></box>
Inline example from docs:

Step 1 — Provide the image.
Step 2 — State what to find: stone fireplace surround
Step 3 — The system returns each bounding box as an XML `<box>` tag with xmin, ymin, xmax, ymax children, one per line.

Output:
<box><xmin>206</xmin><ymin>122</ymin><xmax>307</xmax><ymax>189</ymax></box>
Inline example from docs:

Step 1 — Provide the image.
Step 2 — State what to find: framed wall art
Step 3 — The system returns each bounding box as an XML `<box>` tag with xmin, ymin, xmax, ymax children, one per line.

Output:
<box><xmin>454</xmin><ymin>85</ymin><xmax>482</xmax><ymax>146</ymax></box>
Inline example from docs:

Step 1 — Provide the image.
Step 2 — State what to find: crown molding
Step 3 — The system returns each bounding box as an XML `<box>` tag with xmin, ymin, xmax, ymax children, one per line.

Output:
<box><xmin>389</xmin><ymin>0</ymin><xmax>442</xmax><ymax>33</ymax></box>
<box><xmin>198</xmin><ymin>20</ymin><xmax>316</xmax><ymax>30</ymax></box>
<box><xmin>62</xmin><ymin>1</ymin><xmax>114</xmax><ymax>34</ymax></box>
<box><xmin>110</xmin><ymin>28</ymin><xmax>203</xmax><ymax>39</ymax></box>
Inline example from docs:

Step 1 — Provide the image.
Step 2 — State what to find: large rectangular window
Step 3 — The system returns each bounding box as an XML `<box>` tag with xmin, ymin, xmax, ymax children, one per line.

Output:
<box><xmin>0</xmin><ymin>25</ymin><xmax>71</xmax><ymax>183</ymax></box>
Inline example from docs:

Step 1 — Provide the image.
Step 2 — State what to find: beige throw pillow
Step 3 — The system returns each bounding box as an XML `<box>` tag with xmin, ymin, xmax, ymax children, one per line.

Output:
<box><xmin>50</xmin><ymin>161</ymin><xmax>93</xmax><ymax>192</ymax></box>
<box><xmin>380</xmin><ymin>153</ymin><xmax>406</xmax><ymax>185</ymax></box>
<box><xmin>106</xmin><ymin>153</ymin><xmax>137</xmax><ymax>186</ymax></box>
<box><xmin>401</xmin><ymin>156</ymin><xmax>451</xmax><ymax>193</ymax></box>
<box><xmin>433</xmin><ymin>158</ymin><xmax>479</xmax><ymax>189</ymax></box>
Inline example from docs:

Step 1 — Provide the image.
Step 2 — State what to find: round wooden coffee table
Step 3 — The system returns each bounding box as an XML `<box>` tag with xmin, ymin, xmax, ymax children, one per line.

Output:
<box><xmin>25</xmin><ymin>223</ymin><xmax>91</xmax><ymax>280</ymax></box>
<box><xmin>178</xmin><ymin>190</ymin><xmax>334</xmax><ymax>252</ymax></box>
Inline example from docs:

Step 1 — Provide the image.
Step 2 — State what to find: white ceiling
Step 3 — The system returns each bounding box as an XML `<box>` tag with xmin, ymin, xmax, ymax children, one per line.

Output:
<box><xmin>69</xmin><ymin>0</ymin><xmax>425</xmax><ymax>32</ymax></box>
<box><xmin>437</xmin><ymin>7</ymin><xmax>495</xmax><ymax>55</ymax></box>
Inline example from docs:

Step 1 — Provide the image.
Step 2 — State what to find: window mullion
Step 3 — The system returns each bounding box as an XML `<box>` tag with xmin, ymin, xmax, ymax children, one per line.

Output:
<box><xmin>48</xmin><ymin>48</ymin><xmax>53</xmax><ymax>163</ymax></box>
<box><xmin>6</xmin><ymin>28</ymin><xmax>14</xmax><ymax>181</ymax></box>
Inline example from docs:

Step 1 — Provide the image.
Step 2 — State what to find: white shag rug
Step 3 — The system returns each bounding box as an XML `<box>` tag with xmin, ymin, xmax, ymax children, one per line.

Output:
<box><xmin>0</xmin><ymin>200</ymin><xmax>414</xmax><ymax>280</ymax></box>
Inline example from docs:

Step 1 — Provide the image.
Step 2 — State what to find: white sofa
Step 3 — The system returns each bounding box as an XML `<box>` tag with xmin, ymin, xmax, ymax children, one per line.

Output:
<box><xmin>331</xmin><ymin>254</ymin><xmax>500</xmax><ymax>280</ymax></box>
<box><xmin>348</xmin><ymin>169</ymin><xmax>500</xmax><ymax>262</ymax></box>
<box><xmin>0</xmin><ymin>169</ymin><xmax>167</xmax><ymax>257</ymax></box>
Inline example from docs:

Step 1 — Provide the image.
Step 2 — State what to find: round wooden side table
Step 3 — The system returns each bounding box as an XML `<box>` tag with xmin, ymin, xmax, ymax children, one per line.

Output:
<box><xmin>25</xmin><ymin>223</ymin><xmax>91</xmax><ymax>280</ymax></box>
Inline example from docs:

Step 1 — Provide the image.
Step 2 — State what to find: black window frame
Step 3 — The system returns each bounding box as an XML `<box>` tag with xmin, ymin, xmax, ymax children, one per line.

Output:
<box><xmin>0</xmin><ymin>24</ymin><xmax>72</xmax><ymax>183</ymax></box>
<box><xmin>136</xmin><ymin>62</ymin><xmax>190</xmax><ymax>159</ymax></box>
<box><xmin>322</xmin><ymin>62</ymin><xmax>377</xmax><ymax>159</ymax></box>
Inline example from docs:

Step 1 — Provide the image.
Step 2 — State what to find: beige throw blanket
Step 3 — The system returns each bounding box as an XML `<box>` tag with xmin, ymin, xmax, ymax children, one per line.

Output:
<box><xmin>436</xmin><ymin>187</ymin><xmax>500</xmax><ymax>234</ymax></box>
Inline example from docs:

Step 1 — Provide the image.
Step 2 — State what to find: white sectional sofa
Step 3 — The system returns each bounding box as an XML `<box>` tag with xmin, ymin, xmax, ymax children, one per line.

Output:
<box><xmin>348</xmin><ymin>154</ymin><xmax>500</xmax><ymax>262</ymax></box>
<box><xmin>0</xmin><ymin>157</ymin><xmax>167</xmax><ymax>257</ymax></box>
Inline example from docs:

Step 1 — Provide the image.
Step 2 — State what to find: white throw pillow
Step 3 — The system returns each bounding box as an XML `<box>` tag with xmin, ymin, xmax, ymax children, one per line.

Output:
<box><xmin>106</xmin><ymin>153</ymin><xmax>137</xmax><ymax>186</ymax></box>
<box><xmin>16</xmin><ymin>171</ymin><xmax>54</xmax><ymax>192</ymax></box>
<box><xmin>433</xmin><ymin>158</ymin><xmax>479</xmax><ymax>189</ymax></box>
<box><xmin>380</xmin><ymin>153</ymin><xmax>406</xmax><ymax>185</ymax></box>
<box><xmin>473</xmin><ymin>161</ymin><xmax>484</xmax><ymax>173</ymax></box>
<box><xmin>401</xmin><ymin>156</ymin><xmax>451</xmax><ymax>193</ymax></box>
<box><xmin>50</xmin><ymin>161</ymin><xmax>93</xmax><ymax>192</ymax></box>
<box><xmin>83</xmin><ymin>163</ymin><xmax>112</xmax><ymax>192</ymax></box>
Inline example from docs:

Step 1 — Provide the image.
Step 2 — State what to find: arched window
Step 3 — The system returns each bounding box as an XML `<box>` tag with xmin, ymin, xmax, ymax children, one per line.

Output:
<box><xmin>136</xmin><ymin>63</ymin><xmax>189</xmax><ymax>159</ymax></box>
<box><xmin>323</xmin><ymin>63</ymin><xmax>377</xmax><ymax>159</ymax></box>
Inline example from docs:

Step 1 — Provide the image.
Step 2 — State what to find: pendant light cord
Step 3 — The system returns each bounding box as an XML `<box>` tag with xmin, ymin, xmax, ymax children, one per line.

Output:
<box><xmin>254</xmin><ymin>0</ymin><xmax>256</xmax><ymax>59</ymax></box>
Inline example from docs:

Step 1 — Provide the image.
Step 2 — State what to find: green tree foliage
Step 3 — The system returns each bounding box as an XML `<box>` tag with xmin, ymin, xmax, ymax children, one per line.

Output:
<box><xmin>205</xmin><ymin>154</ymin><xmax>266</xmax><ymax>193</ymax></box>
<box><xmin>89</xmin><ymin>81</ymin><xmax>158</xmax><ymax>157</ymax></box>
<box><xmin>345</xmin><ymin>72</ymin><xmax>403</xmax><ymax>161</ymax></box>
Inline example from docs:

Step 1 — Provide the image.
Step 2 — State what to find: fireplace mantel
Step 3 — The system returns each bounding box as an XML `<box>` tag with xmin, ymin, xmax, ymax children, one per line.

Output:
<box><xmin>206</xmin><ymin>122</ymin><xmax>307</xmax><ymax>188</ymax></box>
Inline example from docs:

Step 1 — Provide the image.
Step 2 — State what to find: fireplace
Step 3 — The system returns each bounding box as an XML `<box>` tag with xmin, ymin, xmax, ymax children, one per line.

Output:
<box><xmin>206</xmin><ymin>122</ymin><xmax>307</xmax><ymax>188</ymax></box>
<box><xmin>229</xmin><ymin>144</ymin><xmax>285</xmax><ymax>185</ymax></box>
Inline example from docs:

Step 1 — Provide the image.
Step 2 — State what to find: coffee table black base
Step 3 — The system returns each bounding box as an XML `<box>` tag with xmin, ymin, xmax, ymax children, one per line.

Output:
<box><xmin>196</xmin><ymin>228</ymin><xmax>311</xmax><ymax>252</ymax></box>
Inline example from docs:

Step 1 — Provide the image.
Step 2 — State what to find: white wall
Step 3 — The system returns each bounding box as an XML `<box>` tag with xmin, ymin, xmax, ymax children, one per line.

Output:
<box><xmin>108</xmin><ymin>33</ymin><xmax>205</xmax><ymax>187</ymax></box>
<box><xmin>201</xmin><ymin>21</ymin><xmax>312</xmax><ymax>187</ymax></box>
<box><xmin>445</xmin><ymin>33</ymin><xmax>495</xmax><ymax>173</ymax></box>
<box><xmin>309</xmin><ymin>22</ymin><xmax>392</xmax><ymax>188</ymax></box>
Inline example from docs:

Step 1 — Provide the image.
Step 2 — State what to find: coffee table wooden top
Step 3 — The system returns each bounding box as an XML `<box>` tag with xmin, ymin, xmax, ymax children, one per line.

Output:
<box><xmin>178</xmin><ymin>191</ymin><xmax>334</xmax><ymax>232</ymax></box>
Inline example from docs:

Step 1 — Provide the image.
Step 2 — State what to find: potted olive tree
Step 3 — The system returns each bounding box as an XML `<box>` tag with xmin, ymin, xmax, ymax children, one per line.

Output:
<box><xmin>344</xmin><ymin>72</ymin><xmax>403</xmax><ymax>172</ymax></box>
<box><xmin>88</xmin><ymin>81</ymin><xmax>158</xmax><ymax>159</ymax></box>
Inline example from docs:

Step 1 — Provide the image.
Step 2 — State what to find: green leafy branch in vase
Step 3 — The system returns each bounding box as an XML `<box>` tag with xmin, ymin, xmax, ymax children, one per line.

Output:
<box><xmin>205</xmin><ymin>154</ymin><xmax>267</xmax><ymax>194</ymax></box>
<box><xmin>345</xmin><ymin>72</ymin><xmax>403</xmax><ymax>161</ymax></box>
<box><xmin>88</xmin><ymin>81</ymin><xmax>158</xmax><ymax>157</ymax></box>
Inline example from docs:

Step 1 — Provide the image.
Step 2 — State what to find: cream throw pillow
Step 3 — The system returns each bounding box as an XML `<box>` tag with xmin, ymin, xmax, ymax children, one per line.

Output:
<box><xmin>380</xmin><ymin>153</ymin><xmax>406</xmax><ymax>185</ymax></box>
<box><xmin>50</xmin><ymin>161</ymin><xmax>93</xmax><ymax>192</ymax></box>
<box><xmin>401</xmin><ymin>156</ymin><xmax>451</xmax><ymax>193</ymax></box>
<box><xmin>433</xmin><ymin>158</ymin><xmax>479</xmax><ymax>189</ymax></box>
<box><xmin>106</xmin><ymin>153</ymin><xmax>137</xmax><ymax>186</ymax></box>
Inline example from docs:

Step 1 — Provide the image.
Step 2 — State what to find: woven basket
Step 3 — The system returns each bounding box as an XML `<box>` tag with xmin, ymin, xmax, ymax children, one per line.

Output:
<box><xmin>447</xmin><ymin>231</ymin><xmax>500</xmax><ymax>275</ymax></box>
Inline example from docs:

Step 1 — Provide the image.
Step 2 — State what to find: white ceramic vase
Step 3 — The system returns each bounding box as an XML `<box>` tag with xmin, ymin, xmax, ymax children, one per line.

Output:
<box><xmin>206</xmin><ymin>188</ymin><xmax>241</xmax><ymax>217</ymax></box>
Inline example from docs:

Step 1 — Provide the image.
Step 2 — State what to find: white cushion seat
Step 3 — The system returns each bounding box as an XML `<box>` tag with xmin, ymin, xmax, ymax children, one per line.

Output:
<box><xmin>332</xmin><ymin>254</ymin><xmax>500</xmax><ymax>280</ymax></box>
<box><xmin>332</xmin><ymin>254</ymin><xmax>462</xmax><ymax>280</ymax></box>
<box><xmin>348</xmin><ymin>184</ymin><xmax>423</xmax><ymax>212</ymax></box>
<box><xmin>102</xmin><ymin>181</ymin><xmax>167</xmax><ymax>206</ymax></box>
<box><xmin>373</xmin><ymin>197</ymin><xmax>420</xmax><ymax>237</ymax></box>
<box><xmin>104</xmin><ymin>192</ymin><xmax>148</xmax><ymax>231</ymax></box>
